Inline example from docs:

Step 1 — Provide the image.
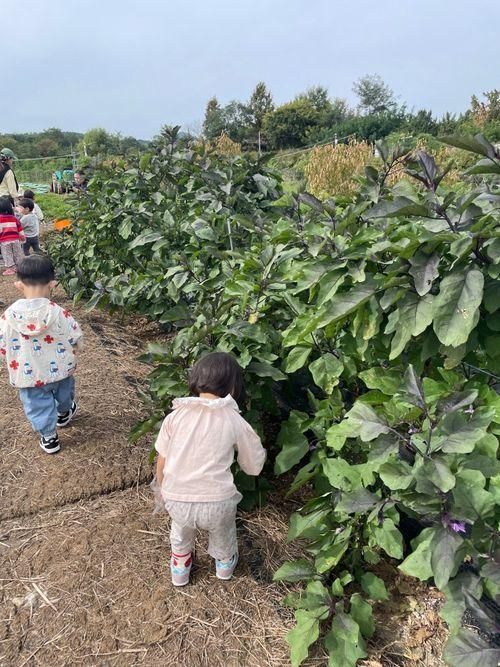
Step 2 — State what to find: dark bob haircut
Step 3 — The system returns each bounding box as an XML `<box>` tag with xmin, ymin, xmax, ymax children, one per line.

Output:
<box><xmin>0</xmin><ymin>196</ymin><xmax>13</xmax><ymax>214</ymax></box>
<box><xmin>188</xmin><ymin>352</ymin><xmax>243</xmax><ymax>401</ymax></box>
<box><xmin>17</xmin><ymin>254</ymin><xmax>55</xmax><ymax>286</ymax></box>
<box><xmin>18</xmin><ymin>197</ymin><xmax>34</xmax><ymax>211</ymax></box>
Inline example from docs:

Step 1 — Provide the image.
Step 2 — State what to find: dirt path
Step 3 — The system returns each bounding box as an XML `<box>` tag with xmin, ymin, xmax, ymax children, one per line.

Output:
<box><xmin>0</xmin><ymin>279</ymin><xmax>150</xmax><ymax>521</ymax></box>
<box><xmin>0</xmin><ymin>276</ymin><xmax>299</xmax><ymax>667</ymax></box>
<box><xmin>0</xmin><ymin>275</ymin><xmax>447</xmax><ymax>667</ymax></box>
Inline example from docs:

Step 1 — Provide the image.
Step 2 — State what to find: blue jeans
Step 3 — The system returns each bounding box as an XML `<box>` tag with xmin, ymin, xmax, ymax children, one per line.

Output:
<box><xmin>19</xmin><ymin>376</ymin><xmax>75</xmax><ymax>438</ymax></box>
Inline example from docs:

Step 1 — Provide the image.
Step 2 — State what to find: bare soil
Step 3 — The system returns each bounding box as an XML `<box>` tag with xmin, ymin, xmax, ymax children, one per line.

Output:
<box><xmin>0</xmin><ymin>275</ymin><xmax>448</xmax><ymax>666</ymax></box>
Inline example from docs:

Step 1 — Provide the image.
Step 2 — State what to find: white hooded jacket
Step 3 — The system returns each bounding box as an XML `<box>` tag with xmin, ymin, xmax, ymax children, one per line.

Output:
<box><xmin>0</xmin><ymin>298</ymin><xmax>83</xmax><ymax>388</ymax></box>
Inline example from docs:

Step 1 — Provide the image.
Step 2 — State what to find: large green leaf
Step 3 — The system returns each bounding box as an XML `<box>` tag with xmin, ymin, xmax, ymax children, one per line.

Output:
<box><xmin>433</xmin><ymin>269</ymin><xmax>484</xmax><ymax>347</ymax></box>
<box><xmin>433</xmin><ymin>408</ymin><xmax>494</xmax><ymax>454</ymax></box>
<box><xmin>443</xmin><ymin>629</ymin><xmax>500</xmax><ymax>667</ymax></box>
<box><xmin>325</xmin><ymin>610</ymin><xmax>367</xmax><ymax>667</ymax></box>
<box><xmin>343</xmin><ymin>402</ymin><xmax>390</xmax><ymax>442</ymax></box>
<box><xmin>349</xmin><ymin>593</ymin><xmax>375</xmax><ymax>638</ymax></box>
<box><xmin>367</xmin><ymin>517</ymin><xmax>404</xmax><ymax>559</ymax></box>
<box><xmin>309</xmin><ymin>354</ymin><xmax>344</xmax><ymax>394</ymax></box>
<box><xmin>399</xmin><ymin>528</ymin><xmax>434</xmax><ymax>580</ymax></box>
<box><xmin>323</xmin><ymin>458</ymin><xmax>361</xmax><ymax>491</ymax></box>
<box><xmin>399</xmin><ymin>365</ymin><xmax>426</xmax><ymax>410</ymax></box>
<box><xmin>437</xmin><ymin>389</ymin><xmax>478</xmax><ymax>414</ymax></box>
<box><xmin>360</xmin><ymin>572</ymin><xmax>389</xmax><ymax>601</ymax></box>
<box><xmin>387</xmin><ymin>293</ymin><xmax>434</xmax><ymax>360</ymax></box>
<box><xmin>284</xmin><ymin>345</ymin><xmax>312</xmax><ymax>373</ymax></box>
<box><xmin>287</xmin><ymin>607</ymin><xmax>329</xmax><ymax>667</ymax></box>
<box><xmin>359</xmin><ymin>367</ymin><xmax>401</xmax><ymax>395</ymax></box>
<box><xmin>273</xmin><ymin>558</ymin><xmax>317</xmax><ymax>582</ymax></box>
<box><xmin>247</xmin><ymin>361</ymin><xmax>287</xmax><ymax>381</ymax></box>
<box><xmin>453</xmin><ymin>470</ymin><xmax>496</xmax><ymax>520</ymax></box>
<box><xmin>430</xmin><ymin>526</ymin><xmax>464</xmax><ymax>589</ymax></box>
<box><xmin>409</xmin><ymin>251</ymin><xmax>440</xmax><ymax>296</ymax></box>
<box><xmin>283</xmin><ymin>279</ymin><xmax>377</xmax><ymax>347</ymax></box>
<box><xmin>287</xmin><ymin>509</ymin><xmax>329</xmax><ymax>541</ymax></box>
<box><xmin>365</xmin><ymin>196</ymin><xmax>430</xmax><ymax>219</ymax></box>
<box><xmin>440</xmin><ymin>133</ymin><xmax>496</xmax><ymax>158</ymax></box>
<box><xmin>274</xmin><ymin>411</ymin><xmax>310</xmax><ymax>474</ymax></box>
<box><xmin>128</xmin><ymin>230</ymin><xmax>164</xmax><ymax>248</ymax></box>
<box><xmin>315</xmin><ymin>537</ymin><xmax>351</xmax><ymax>573</ymax></box>
<box><xmin>379</xmin><ymin>460</ymin><xmax>414</xmax><ymax>490</ymax></box>
<box><xmin>336</xmin><ymin>488</ymin><xmax>380</xmax><ymax>514</ymax></box>
<box><xmin>441</xmin><ymin>571</ymin><xmax>482</xmax><ymax>633</ymax></box>
<box><xmin>420</xmin><ymin>457</ymin><xmax>456</xmax><ymax>493</ymax></box>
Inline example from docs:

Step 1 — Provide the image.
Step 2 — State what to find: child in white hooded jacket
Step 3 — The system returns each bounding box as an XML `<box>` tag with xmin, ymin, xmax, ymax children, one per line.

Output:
<box><xmin>0</xmin><ymin>255</ymin><xmax>83</xmax><ymax>453</ymax></box>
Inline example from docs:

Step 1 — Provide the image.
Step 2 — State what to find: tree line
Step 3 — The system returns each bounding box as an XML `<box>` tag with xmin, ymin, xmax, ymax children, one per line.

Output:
<box><xmin>202</xmin><ymin>76</ymin><xmax>500</xmax><ymax>150</ymax></box>
<box><xmin>2</xmin><ymin>78</ymin><xmax>499</xmax><ymax>162</ymax></box>
<box><xmin>0</xmin><ymin>127</ymin><xmax>149</xmax><ymax>160</ymax></box>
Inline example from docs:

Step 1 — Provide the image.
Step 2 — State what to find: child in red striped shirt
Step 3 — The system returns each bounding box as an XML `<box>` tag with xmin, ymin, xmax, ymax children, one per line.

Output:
<box><xmin>0</xmin><ymin>196</ymin><xmax>25</xmax><ymax>276</ymax></box>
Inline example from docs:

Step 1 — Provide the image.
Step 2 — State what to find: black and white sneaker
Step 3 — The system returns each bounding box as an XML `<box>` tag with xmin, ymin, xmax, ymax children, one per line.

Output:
<box><xmin>39</xmin><ymin>434</ymin><xmax>60</xmax><ymax>454</ymax></box>
<box><xmin>57</xmin><ymin>401</ymin><xmax>77</xmax><ymax>428</ymax></box>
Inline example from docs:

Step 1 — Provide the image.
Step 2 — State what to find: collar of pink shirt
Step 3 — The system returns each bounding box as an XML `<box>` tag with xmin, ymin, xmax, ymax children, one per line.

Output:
<box><xmin>172</xmin><ymin>395</ymin><xmax>240</xmax><ymax>411</ymax></box>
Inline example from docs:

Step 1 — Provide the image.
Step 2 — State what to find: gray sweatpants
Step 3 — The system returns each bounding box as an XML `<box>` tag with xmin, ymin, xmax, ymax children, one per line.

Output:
<box><xmin>1</xmin><ymin>241</ymin><xmax>24</xmax><ymax>268</ymax></box>
<box><xmin>165</xmin><ymin>497</ymin><xmax>239</xmax><ymax>560</ymax></box>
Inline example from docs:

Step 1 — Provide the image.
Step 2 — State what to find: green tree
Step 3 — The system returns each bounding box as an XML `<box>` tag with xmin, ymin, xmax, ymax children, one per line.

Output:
<box><xmin>248</xmin><ymin>82</ymin><xmax>274</xmax><ymax>131</ymax></box>
<box><xmin>298</xmin><ymin>86</ymin><xmax>331</xmax><ymax>113</ymax></box>
<box><xmin>203</xmin><ymin>96</ymin><xmax>225</xmax><ymax>140</ymax></box>
<box><xmin>405</xmin><ymin>109</ymin><xmax>438</xmax><ymax>136</ymax></box>
<box><xmin>263</xmin><ymin>99</ymin><xmax>319</xmax><ymax>149</ymax></box>
<box><xmin>36</xmin><ymin>138</ymin><xmax>60</xmax><ymax>157</ymax></box>
<box><xmin>326</xmin><ymin>97</ymin><xmax>353</xmax><ymax>125</ymax></box>
<box><xmin>80</xmin><ymin>127</ymin><xmax>117</xmax><ymax>156</ymax></box>
<box><xmin>203</xmin><ymin>96</ymin><xmax>251</xmax><ymax>143</ymax></box>
<box><xmin>222</xmin><ymin>100</ymin><xmax>251</xmax><ymax>143</ymax></box>
<box><xmin>353</xmin><ymin>74</ymin><xmax>396</xmax><ymax>114</ymax></box>
<box><xmin>437</xmin><ymin>112</ymin><xmax>460</xmax><ymax>135</ymax></box>
<box><xmin>471</xmin><ymin>89</ymin><xmax>500</xmax><ymax>124</ymax></box>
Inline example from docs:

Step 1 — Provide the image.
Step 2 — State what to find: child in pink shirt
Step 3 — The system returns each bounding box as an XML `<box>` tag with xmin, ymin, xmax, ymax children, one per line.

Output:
<box><xmin>154</xmin><ymin>352</ymin><xmax>266</xmax><ymax>586</ymax></box>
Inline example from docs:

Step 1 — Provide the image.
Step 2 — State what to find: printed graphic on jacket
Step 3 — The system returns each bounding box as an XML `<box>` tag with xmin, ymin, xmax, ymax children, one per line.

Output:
<box><xmin>0</xmin><ymin>298</ymin><xmax>83</xmax><ymax>388</ymax></box>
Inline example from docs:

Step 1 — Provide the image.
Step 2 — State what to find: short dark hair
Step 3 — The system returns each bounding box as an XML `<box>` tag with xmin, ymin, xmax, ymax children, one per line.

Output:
<box><xmin>17</xmin><ymin>255</ymin><xmax>55</xmax><ymax>285</ymax></box>
<box><xmin>0</xmin><ymin>196</ymin><xmax>13</xmax><ymax>214</ymax></box>
<box><xmin>23</xmin><ymin>189</ymin><xmax>35</xmax><ymax>200</ymax></box>
<box><xmin>188</xmin><ymin>352</ymin><xmax>243</xmax><ymax>401</ymax></box>
<box><xmin>18</xmin><ymin>198</ymin><xmax>34</xmax><ymax>211</ymax></box>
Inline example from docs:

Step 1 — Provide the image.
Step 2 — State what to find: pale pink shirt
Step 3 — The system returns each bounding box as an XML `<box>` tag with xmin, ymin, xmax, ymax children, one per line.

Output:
<box><xmin>155</xmin><ymin>395</ymin><xmax>266</xmax><ymax>502</ymax></box>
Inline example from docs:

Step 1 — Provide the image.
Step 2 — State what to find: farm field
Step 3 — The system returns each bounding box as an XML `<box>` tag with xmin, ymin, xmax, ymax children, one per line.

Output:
<box><xmin>1</xmin><ymin>129</ymin><xmax>499</xmax><ymax>667</ymax></box>
<box><xmin>0</xmin><ymin>277</ymin><xmax>449</xmax><ymax>667</ymax></box>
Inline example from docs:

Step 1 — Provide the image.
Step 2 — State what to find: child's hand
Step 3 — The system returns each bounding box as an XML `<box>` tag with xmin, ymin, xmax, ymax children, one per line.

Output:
<box><xmin>150</xmin><ymin>477</ymin><xmax>164</xmax><ymax>514</ymax></box>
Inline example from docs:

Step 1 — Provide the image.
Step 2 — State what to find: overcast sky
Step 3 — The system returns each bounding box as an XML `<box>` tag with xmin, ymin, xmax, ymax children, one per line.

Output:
<box><xmin>5</xmin><ymin>0</ymin><xmax>499</xmax><ymax>139</ymax></box>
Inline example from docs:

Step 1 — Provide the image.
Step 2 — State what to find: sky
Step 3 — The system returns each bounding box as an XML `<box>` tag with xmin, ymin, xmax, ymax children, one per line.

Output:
<box><xmin>4</xmin><ymin>0</ymin><xmax>500</xmax><ymax>139</ymax></box>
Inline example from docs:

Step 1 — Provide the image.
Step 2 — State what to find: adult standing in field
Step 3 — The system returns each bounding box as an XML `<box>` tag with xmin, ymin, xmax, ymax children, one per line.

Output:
<box><xmin>0</xmin><ymin>149</ymin><xmax>20</xmax><ymax>200</ymax></box>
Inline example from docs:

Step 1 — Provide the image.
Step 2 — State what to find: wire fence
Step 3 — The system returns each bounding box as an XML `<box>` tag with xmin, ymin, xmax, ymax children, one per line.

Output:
<box><xmin>271</xmin><ymin>133</ymin><xmax>358</xmax><ymax>162</ymax></box>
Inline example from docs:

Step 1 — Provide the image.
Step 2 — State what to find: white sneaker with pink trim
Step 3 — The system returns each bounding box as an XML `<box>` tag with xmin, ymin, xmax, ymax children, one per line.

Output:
<box><xmin>170</xmin><ymin>552</ymin><xmax>192</xmax><ymax>587</ymax></box>
<box><xmin>215</xmin><ymin>553</ymin><xmax>238</xmax><ymax>580</ymax></box>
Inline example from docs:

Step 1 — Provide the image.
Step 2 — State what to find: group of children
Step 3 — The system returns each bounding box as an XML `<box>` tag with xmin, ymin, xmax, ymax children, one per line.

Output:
<box><xmin>0</xmin><ymin>254</ymin><xmax>266</xmax><ymax>584</ymax></box>
<box><xmin>0</xmin><ymin>191</ymin><xmax>44</xmax><ymax>275</ymax></box>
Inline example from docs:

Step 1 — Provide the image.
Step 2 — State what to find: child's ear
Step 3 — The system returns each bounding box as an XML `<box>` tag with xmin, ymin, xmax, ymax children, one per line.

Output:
<box><xmin>14</xmin><ymin>280</ymin><xmax>25</xmax><ymax>292</ymax></box>
<box><xmin>48</xmin><ymin>280</ymin><xmax>58</xmax><ymax>290</ymax></box>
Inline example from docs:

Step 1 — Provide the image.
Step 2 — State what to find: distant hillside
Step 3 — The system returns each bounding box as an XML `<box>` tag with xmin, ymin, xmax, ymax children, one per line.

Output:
<box><xmin>0</xmin><ymin>127</ymin><xmax>148</xmax><ymax>159</ymax></box>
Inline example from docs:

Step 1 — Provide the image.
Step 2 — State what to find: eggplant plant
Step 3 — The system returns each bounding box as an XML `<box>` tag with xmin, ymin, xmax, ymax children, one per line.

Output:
<box><xmin>49</xmin><ymin>131</ymin><xmax>500</xmax><ymax>666</ymax></box>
